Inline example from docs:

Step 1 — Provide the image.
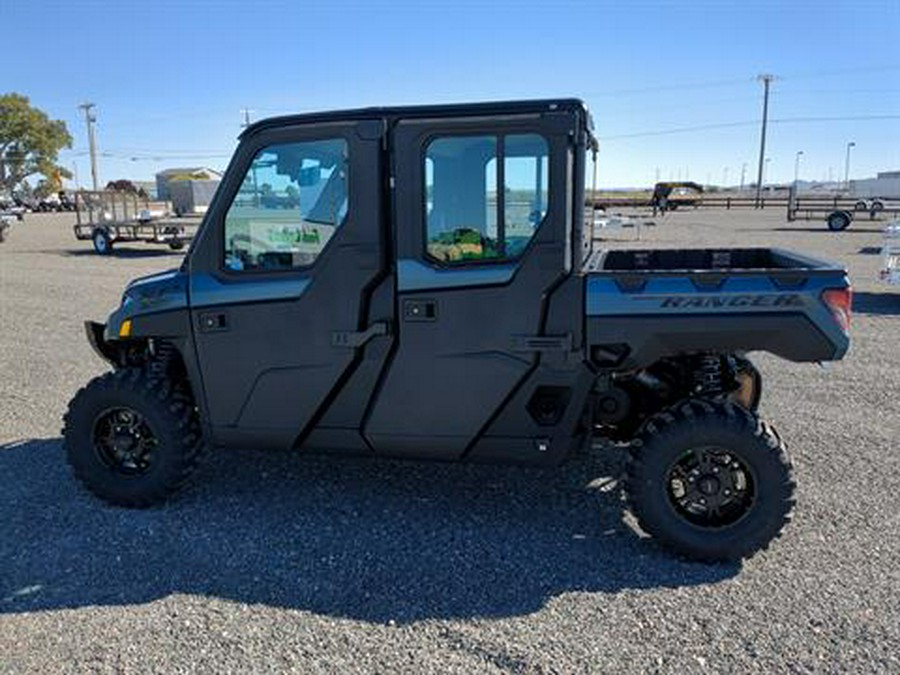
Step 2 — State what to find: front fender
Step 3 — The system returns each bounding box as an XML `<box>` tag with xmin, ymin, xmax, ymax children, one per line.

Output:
<box><xmin>85</xmin><ymin>321</ymin><xmax>118</xmax><ymax>366</ymax></box>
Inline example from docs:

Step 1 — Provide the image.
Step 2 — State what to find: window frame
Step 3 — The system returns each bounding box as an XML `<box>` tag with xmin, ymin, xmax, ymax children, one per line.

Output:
<box><xmin>420</xmin><ymin>130</ymin><xmax>551</xmax><ymax>269</ymax></box>
<box><xmin>219</xmin><ymin>135</ymin><xmax>352</xmax><ymax>277</ymax></box>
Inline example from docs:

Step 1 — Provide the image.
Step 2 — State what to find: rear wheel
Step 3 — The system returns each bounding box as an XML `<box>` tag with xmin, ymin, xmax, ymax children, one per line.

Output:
<box><xmin>627</xmin><ymin>400</ymin><xmax>794</xmax><ymax>561</ymax></box>
<box><xmin>854</xmin><ymin>200</ymin><xmax>868</xmax><ymax>211</ymax></box>
<box><xmin>827</xmin><ymin>210</ymin><xmax>852</xmax><ymax>231</ymax></box>
<box><xmin>63</xmin><ymin>368</ymin><xmax>204</xmax><ymax>506</ymax></box>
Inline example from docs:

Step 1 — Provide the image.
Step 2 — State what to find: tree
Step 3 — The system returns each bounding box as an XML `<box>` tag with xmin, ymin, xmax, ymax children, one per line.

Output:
<box><xmin>106</xmin><ymin>179</ymin><xmax>147</xmax><ymax>197</ymax></box>
<box><xmin>0</xmin><ymin>93</ymin><xmax>72</xmax><ymax>194</ymax></box>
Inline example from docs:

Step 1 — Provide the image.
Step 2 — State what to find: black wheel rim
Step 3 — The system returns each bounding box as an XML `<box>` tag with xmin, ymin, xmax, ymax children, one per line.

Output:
<box><xmin>666</xmin><ymin>446</ymin><xmax>755</xmax><ymax>528</ymax></box>
<box><xmin>92</xmin><ymin>407</ymin><xmax>158</xmax><ymax>476</ymax></box>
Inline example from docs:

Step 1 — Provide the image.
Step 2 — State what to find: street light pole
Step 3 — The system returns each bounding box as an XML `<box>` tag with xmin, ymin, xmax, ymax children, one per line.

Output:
<box><xmin>844</xmin><ymin>141</ymin><xmax>856</xmax><ymax>191</ymax></box>
<box><xmin>794</xmin><ymin>150</ymin><xmax>804</xmax><ymax>187</ymax></box>
<box><xmin>78</xmin><ymin>102</ymin><xmax>99</xmax><ymax>191</ymax></box>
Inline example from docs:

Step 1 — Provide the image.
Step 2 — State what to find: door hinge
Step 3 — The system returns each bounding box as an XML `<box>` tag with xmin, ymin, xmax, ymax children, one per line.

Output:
<box><xmin>332</xmin><ymin>322</ymin><xmax>390</xmax><ymax>348</ymax></box>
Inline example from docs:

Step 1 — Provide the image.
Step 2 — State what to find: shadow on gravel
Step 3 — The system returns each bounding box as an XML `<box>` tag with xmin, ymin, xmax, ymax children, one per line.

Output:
<box><xmin>858</xmin><ymin>246</ymin><xmax>883</xmax><ymax>255</ymax></box>
<box><xmin>0</xmin><ymin>438</ymin><xmax>737</xmax><ymax>623</ymax></box>
<box><xmin>853</xmin><ymin>292</ymin><xmax>900</xmax><ymax>316</ymax></box>
<box><xmin>57</xmin><ymin>248</ymin><xmax>184</xmax><ymax>259</ymax></box>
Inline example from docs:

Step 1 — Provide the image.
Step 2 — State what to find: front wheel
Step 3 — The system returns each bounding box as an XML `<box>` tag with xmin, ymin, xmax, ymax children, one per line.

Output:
<box><xmin>627</xmin><ymin>400</ymin><xmax>794</xmax><ymax>561</ymax></box>
<box><xmin>63</xmin><ymin>369</ymin><xmax>204</xmax><ymax>506</ymax></box>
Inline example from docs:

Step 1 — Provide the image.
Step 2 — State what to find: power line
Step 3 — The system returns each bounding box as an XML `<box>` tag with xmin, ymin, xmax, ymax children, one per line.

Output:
<box><xmin>599</xmin><ymin>114</ymin><xmax>900</xmax><ymax>140</ymax></box>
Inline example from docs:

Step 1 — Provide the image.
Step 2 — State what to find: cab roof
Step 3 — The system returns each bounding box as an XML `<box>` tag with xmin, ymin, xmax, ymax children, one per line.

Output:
<box><xmin>240</xmin><ymin>98</ymin><xmax>593</xmax><ymax>139</ymax></box>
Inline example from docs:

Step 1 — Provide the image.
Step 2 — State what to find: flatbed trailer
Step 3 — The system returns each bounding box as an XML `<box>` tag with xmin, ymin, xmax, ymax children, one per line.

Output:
<box><xmin>787</xmin><ymin>193</ymin><xmax>900</xmax><ymax>231</ymax></box>
<box><xmin>73</xmin><ymin>190</ymin><xmax>201</xmax><ymax>254</ymax></box>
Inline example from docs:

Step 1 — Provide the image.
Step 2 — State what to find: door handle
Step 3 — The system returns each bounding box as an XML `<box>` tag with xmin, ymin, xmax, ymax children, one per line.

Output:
<box><xmin>198</xmin><ymin>311</ymin><xmax>229</xmax><ymax>333</ymax></box>
<box><xmin>332</xmin><ymin>321</ymin><xmax>390</xmax><ymax>348</ymax></box>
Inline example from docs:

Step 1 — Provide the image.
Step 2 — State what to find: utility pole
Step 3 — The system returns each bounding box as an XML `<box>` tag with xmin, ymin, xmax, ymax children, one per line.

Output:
<box><xmin>78</xmin><ymin>102</ymin><xmax>99</xmax><ymax>191</ymax></box>
<box><xmin>722</xmin><ymin>166</ymin><xmax>729</xmax><ymax>187</ymax></box>
<box><xmin>240</xmin><ymin>109</ymin><xmax>258</xmax><ymax>205</ymax></box>
<box><xmin>794</xmin><ymin>150</ymin><xmax>804</xmax><ymax>187</ymax></box>
<box><xmin>740</xmin><ymin>162</ymin><xmax>747</xmax><ymax>191</ymax></box>
<box><xmin>844</xmin><ymin>141</ymin><xmax>855</xmax><ymax>191</ymax></box>
<box><xmin>755</xmin><ymin>74</ymin><xmax>775</xmax><ymax>208</ymax></box>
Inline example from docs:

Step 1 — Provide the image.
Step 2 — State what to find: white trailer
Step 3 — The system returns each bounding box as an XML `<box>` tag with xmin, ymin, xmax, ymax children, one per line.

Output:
<box><xmin>850</xmin><ymin>171</ymin><xmax>900</xmax><ymax>212</ymax></box>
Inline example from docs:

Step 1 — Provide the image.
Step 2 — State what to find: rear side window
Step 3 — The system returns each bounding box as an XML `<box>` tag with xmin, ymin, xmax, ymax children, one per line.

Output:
<box><xmin>224</xmin><ymin>138</ymin><xmax>348</xmax><ymax>272</ymax></box>
<box><xmin>425</xmin><ymin>133</ymin><xmax>549</xmax><ymax>264</ymax></box>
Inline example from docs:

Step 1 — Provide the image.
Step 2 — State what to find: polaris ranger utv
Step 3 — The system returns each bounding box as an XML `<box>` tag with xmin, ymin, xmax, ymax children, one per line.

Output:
<box><xmin>64</xmin><ymin>99</ymin><xmax>852</xmax><ymax>561</ymax></box>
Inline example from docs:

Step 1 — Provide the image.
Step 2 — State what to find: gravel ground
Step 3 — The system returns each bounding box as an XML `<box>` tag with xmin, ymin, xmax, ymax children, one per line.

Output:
<box><xmin>1</xmin><ymin>211</ymin><xmax>898</xmax><ymax>673</ymax></box>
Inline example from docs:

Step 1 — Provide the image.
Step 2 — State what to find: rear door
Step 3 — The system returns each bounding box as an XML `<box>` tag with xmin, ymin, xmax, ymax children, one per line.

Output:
<box><xmin>364</xmin><ymin>113</ymin><xmax>576</xmax><ymax>458</ymax></box>
<box><xmin>188</xmin><ymin>120</ymin><xmax>388</xmax><ymax>449</ymax></box>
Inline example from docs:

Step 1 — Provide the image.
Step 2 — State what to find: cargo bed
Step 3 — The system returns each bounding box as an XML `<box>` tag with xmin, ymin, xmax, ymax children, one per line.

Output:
<box><xmin>584</xmin><ymin>247</ymin><xmax>851</xmax><ymax>369</ymax></box>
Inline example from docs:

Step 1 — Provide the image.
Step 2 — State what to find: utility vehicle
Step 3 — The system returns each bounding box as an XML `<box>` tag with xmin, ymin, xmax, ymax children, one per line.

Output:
<box><xmin>64</xmin><ymin>99</ymin><xmax>852</xmax><ymax>561</ymax></box>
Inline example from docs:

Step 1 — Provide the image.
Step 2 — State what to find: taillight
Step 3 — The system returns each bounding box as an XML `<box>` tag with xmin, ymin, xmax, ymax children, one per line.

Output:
<box><xmin>822</xmin><ymin>287</ymin><xmax>852</xmax><ymax>333</ymax></box>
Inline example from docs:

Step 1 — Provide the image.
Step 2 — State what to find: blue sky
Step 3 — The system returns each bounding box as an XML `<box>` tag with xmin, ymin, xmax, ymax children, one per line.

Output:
<box><xmin>3</xmin><ymin>0</ymin><xmax>898</xmax><ymax>188</ymax></box>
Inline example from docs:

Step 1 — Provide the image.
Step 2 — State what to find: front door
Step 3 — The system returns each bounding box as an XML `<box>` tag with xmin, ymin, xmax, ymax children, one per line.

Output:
<box><xmin>189</xmin><ymin>120</ymin><xmax>387</xmax><ymax>449</ymax></box>
<box><xmin>364</xmin><ymin>113</ymin><xmax>575</xmax><ymax>458</ymax></box>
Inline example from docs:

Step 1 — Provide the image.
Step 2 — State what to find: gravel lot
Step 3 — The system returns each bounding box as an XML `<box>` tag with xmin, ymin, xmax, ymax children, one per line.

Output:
<box><xmin>1</xmin><ymin>210</ymin><xmax>898</xmax><ymax>673</ymax></box>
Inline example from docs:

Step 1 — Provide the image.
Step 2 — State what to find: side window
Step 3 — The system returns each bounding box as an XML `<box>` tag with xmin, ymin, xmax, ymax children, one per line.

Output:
<box><xmin>504</xmin><ymin>134</ymin><xmax>549</xmax><ymax>258</ymax></box>
<box><xmin>425</xmin><ymin>133</ymin><xmax>549</xmax><ymax>264</ymax></box>
<box><xmin>224</xmin><ymin>138</ymin><xmax>348</xmax><ymax>272</ymax></box>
